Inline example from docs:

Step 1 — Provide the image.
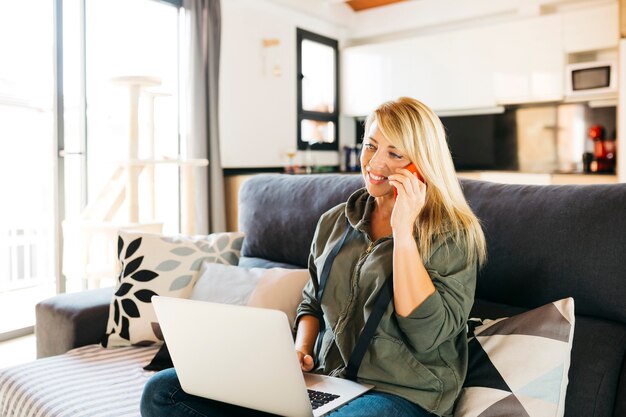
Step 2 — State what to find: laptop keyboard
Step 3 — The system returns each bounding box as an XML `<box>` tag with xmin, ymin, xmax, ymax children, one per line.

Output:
<box><xmin>307</xmin><ymin>389</ymin><xmax>340</xmax><ymax>410</ymax></box>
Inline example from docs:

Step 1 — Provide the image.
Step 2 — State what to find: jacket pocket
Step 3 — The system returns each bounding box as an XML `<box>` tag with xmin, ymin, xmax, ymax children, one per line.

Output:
<box><xmin>359</xmin><ymin>336</ymin><xmax>443</xmax><ymax>411</ymax></box>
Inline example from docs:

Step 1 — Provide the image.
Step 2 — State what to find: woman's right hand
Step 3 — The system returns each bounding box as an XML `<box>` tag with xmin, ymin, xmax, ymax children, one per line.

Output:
<box><xmin>296</xmin><ymin>350</ymin><xmax>315</xmax><ymax>372</ymax></box>
<box><xmin>295</xmin><ymin>314</ymin><xmax>320</xmax><ymax>372</ymax></box>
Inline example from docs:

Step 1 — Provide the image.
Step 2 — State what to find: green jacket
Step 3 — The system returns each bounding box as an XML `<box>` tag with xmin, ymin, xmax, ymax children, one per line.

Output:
<box><xmin>295</xmin><ymin>188</ymin><xmax>477</xmax><ymax>416</ymax></box>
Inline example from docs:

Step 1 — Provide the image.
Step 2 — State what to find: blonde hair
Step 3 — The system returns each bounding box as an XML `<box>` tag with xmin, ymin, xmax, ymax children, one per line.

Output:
<box><xmin>364</xmin><ymin>97</ymin><xmax>487</xmax><ymax>268</ymax></box>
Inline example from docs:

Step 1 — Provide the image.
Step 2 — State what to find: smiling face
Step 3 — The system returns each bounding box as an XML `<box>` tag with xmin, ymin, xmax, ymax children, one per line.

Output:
<box><xmin>361</xmin><ymin>121</ymin><xmax>412</xmax><ymax>198</ymax></box>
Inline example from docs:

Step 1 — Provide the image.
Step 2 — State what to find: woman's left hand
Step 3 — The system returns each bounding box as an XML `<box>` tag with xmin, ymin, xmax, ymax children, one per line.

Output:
<box><xmin>388</xmin><ymin>168</ymin><xmax>426</xmax><ymax>234</ymax></box>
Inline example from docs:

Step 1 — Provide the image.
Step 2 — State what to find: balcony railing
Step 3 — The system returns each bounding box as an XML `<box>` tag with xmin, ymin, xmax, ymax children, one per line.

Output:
<box><xmin>0</xmin><ymin>227</ymin><xmax>54</xmax><ymax>292</ymax></box>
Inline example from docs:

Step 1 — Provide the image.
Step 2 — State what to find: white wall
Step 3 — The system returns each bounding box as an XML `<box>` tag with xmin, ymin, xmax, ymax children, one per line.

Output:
<box><xmin>219</xmin><ymin>0</ymin><xmax>346</xmax><ymax>169</ymax></box>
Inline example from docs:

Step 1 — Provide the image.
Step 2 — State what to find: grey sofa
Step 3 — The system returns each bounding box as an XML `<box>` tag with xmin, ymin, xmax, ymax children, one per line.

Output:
<box><xmin>35</xmin><ymin>174</ymin><xmax>626</xmax><ymax>417</ymax></box>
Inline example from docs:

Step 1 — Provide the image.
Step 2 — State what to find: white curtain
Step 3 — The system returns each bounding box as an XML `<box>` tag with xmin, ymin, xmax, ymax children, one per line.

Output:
<box><xmin>183</xmin><ymin>0</ymin><xmax>225</xmax><ymax>234</ymax></box>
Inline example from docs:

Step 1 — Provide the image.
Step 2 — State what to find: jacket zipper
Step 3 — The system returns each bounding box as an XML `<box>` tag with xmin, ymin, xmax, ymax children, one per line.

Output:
<box><xmin>334</xmin><ymin>236</ymin><xmax>390</xmax><ymax>336</ymax></box>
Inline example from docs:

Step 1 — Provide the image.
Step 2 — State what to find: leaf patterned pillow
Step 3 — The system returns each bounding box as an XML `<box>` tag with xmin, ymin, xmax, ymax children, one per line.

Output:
<box><xmin>101</xmin><ymin>230</ymin><xmax>244</xmax><ymax>348</ymax></box>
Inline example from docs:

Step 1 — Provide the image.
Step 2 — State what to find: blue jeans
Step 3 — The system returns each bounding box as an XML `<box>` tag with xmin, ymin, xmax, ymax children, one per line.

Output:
<box><xmin>140</xmin><ymin>368</ymin><xmax>435</xmax><ymax>417</ymax></box>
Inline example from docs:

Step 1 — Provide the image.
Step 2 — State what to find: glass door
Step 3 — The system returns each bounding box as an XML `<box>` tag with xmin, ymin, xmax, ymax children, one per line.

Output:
<box><xmin>62</xmin><ymin>0</ymin><xmax>184</xmax><ymax>292</ymax></box>
<box><xmin>0</xmin><ymin>0</ymin><xmax>185</xmax><ymax>339</ymax></box>
<box><xmin>0</xmin><ymin>1</ymin><xmax>57</xmax><ymax>338</ymax></box>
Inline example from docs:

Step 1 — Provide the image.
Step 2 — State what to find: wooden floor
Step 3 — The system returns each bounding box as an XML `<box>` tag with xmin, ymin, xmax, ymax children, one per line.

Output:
<box><xmin>0</xmin><ymin>333</ymin><xmax>36</xmax><ymax>369</ymax></box>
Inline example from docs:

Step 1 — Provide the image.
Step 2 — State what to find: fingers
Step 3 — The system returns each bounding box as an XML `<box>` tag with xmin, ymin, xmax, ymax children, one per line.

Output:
<box><xmin>302</xmin><ymin>354</ymin><xmax>314</xmax><ymax>371</ymax></box>
<box><xmin>393</xmin><ymin>175</ymin><xmax>415</xmax><ymax>197</ymax></box>
<box><xmin>296</xmin><ymin>350</ymin><xmax>315</xmax><ymax>372</ymax></box>
<box><xmin>389</xmin><ymin>169</ymin><xmax>423</xmax><ymax>198</ymax></box>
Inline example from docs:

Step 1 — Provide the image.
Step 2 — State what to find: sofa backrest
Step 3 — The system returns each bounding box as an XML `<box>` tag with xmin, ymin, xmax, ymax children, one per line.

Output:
<box><xmin>240</xmin><ymin>174</ymin><xmax>626</xmax><ymax>325</ymax></box>
<box><xmin>239</xmin><ymin>174</ymin><xmax>364</xmax><ymax>268</ymax></box>
<box><xmin>460</xmin><ymin>179</ymin><xmax>626</xmax><ymax>326</ymax></box>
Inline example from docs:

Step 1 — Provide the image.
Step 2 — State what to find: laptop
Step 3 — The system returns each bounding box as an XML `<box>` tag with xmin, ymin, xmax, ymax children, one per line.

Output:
<box><xmin>152</xmin><ymin>296</ymin><xmax>373</xmax><ymax>417</ymax></box>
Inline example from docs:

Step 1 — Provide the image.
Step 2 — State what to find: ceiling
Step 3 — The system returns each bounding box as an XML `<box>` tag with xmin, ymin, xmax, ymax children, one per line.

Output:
<box><xmin>345</xmin><ymin>0</ymin><xmax>408</xmax><ymax>12</ymax></box>
<box><xmin>268</xmin><ymin>0</ymin><xmax>417</xmax><ymax>17</ymax></box>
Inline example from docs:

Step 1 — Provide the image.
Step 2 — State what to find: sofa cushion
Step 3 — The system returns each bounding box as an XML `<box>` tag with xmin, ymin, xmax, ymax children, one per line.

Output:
<box><xmin>102</xmin><ymin>231</ymin><xmax>244</xmax><ymax>347</ymax></box>
<box><xmin>0</xmin><ymin>344</ymin><xmax>158</xmax><ymax>417</ymax></box>
<box><xmin>565</xmin><ymin>315</ymin><xmax>626</xmax><ymax>417</ymax></box>
<box><xmin>455</xmin><ymin>298</ymin><xmax>575</xmax><ymax>417</ymax></box>
<box><xmin>459</xmin><ymin>180</ymin><xmax>626</xmax><ymax>326</ymax></box>
<box><xmin>239</xmin><ymin>174</ymin><xmax>364</xmax><ymax>267</ymax></box>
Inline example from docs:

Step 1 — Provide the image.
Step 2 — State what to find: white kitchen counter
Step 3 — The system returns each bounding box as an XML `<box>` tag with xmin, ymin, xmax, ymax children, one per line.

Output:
<box><xmin>457</xmin><ymin>171</ymin><xmax>619</xmax><ymax>185</ymax></box>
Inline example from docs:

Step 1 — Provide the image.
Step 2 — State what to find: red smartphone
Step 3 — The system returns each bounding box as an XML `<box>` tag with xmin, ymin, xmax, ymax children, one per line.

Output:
<box><xmin>394</xmin><ymin>163</ymin><xmax>423</xmax><ymax>200</ymax></box>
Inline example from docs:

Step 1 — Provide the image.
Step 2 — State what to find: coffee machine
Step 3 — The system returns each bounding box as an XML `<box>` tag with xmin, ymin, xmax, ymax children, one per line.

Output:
<box><xmin>585</xmin><ymin>124</ymin><xmax>616</xmax><ymax>173</ymax></box>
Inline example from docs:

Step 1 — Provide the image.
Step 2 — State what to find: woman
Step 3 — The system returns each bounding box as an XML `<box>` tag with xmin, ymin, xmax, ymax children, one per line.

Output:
<box><xmin>295</xmin><ymin>97</ymin><xmax>486</xmax><ymax>417</ymax></box>
<box><xmin>141</xmin><ymin>97</ymin><xmax>486</xmax><ymax>417</ymax></box>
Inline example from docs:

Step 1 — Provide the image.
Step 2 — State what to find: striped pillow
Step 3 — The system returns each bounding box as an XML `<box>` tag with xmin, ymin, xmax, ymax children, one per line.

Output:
<box><xmin>454</xmin><ymin>298</ymin><xmax>575</xmax><ymax>417</ymax></box>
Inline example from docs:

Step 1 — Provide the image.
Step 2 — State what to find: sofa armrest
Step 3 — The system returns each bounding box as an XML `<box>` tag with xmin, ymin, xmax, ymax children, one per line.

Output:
<box><xmin>35</xmin><ymin>287</ymin><xmax>114</xmax><ymax>358</ymax></box>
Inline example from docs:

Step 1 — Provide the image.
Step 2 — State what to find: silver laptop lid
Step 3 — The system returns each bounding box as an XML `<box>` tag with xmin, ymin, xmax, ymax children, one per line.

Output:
<box><xmin>152</xmin><ymin>296</ymin><xmax>313</xmax><ymax>417</ymax></box>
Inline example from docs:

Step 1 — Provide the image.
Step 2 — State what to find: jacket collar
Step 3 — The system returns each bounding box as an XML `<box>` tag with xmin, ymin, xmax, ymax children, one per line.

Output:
<box><xmin>345</xmin><ymin>188</ymin><xmax>375</xmax><ymax>233</ymax></box>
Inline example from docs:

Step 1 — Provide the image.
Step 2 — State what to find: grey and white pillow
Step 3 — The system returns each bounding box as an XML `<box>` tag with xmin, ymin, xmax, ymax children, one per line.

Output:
<box><xmin>101</xmin><ymin>230</ymin><xmax>244</xmax><ymax>348</ymax></box>
<box><xmin>454</xmin><ymin>298</ymin><xmax>575</xmax><ymax>417</ymax></box>
<box><xmin>188</xmin><ymin>262</ymin><xmax>266</xmax><ymax>305</ymax></box>
<box><xmin>190</xmin><ymin>263</ymin><xmax>310</xmax><ymax>327</ymax></box>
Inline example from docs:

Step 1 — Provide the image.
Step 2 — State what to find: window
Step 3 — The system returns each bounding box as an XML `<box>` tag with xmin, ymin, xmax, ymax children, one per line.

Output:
<box><xmin>0</xmin><ymin>0</ymin><xmax>56</xmax><ymax>337</ymax></box>
<box><xmin>297</xmin><ymin>28</ymin><xmax>339</xmax><ymax>151</ymax></box>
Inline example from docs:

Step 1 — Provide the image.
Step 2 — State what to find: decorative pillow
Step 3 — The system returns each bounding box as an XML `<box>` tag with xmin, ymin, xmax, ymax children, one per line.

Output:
<box><xmin>454</xmin><ymin>297</ymin><xmax>575</xmax><ymax>417</ymax></box>
<box><xmin>246</xmin><ymin>268</ymin><xmax>310</xmax><ymax>327</ymax></box>
<box><xmin>102</xmin><ymin>230</ymin><xmax>244</xmax><ymax>348</ymax></box>
<box><xmin>189</xmin><ymin>264</ymin><xmax>309</xmax><ymax>326</ymax></box>
<box><xmin>188</xmin><ymin>262</ymin><xmax>266</xmax><ymax>304</ymax></box>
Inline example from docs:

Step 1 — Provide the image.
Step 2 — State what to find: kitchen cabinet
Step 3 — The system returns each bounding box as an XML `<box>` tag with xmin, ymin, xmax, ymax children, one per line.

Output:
<box><xmin>342</xmin><ymin>30</ymin><xmax>497</xmax><ymax>115</ymax></box>
<box><xmin>562</xmin><ymin>3</ymin><xmax>618</xmax><ymax>53</ymax></box>
<box><xmin>411</xmin><ymin>31</ymin><xmax>497</xmax><ymax>111</ymax></box>
<box><xmin>448</xmin><ymin>28</ymin><xmax>498</xmax><ymax>110</ymax></box>
<box><xmin>386</xmin><ymin>39</ymin><xmax>418</xmax><ymax>104</ymax></box>
<box><xmin>492</xmin><ymin>14</ymin><xmax>564</xmax><ymax>104</ymax></box>
<box><xmin>342</xmin><ymin>37</ymin><xmax>444</xmax><ymax>115</ymax></box>
<box><xmin>342</xmin><ymin>47</ymin><xmax>387</xmax><ymax>116</ymax></box>
<box><xmin>342</xmin><ymin>4</ymin><xmax>618</xmax><ymax>115</ymax></box>
<box><xmin>408</xmin><ymin>34</ymin><xmax>458</xmax><ymax>111</ymax></box>
<box><xmin>342</xmin><ymin>15</ymin><xmax>562</xmax><ymax>114</ymax></box>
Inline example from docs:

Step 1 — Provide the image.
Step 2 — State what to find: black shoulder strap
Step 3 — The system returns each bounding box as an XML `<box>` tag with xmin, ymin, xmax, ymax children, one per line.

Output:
<box><xmin>316</xmin><ymin>221</ymin><xmax>351</xmax><ymax>301</ymax></box>
<box><xmin>313</xmin><ymin>220</ymin><xmax>351</xmax><ymax>366</ymax></box>
<box><xmin>345</xmin><ymin>274</ymin><xmax>393</xmax><ymax>380</ymax></box>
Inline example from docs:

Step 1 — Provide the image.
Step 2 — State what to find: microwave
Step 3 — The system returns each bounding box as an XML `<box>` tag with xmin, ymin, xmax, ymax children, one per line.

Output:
<box><xmin>565</xmin><ymin>61</ymin><xmax>617</xmax><ymax>98</ymax></box>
